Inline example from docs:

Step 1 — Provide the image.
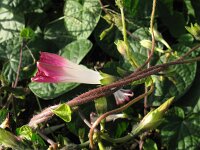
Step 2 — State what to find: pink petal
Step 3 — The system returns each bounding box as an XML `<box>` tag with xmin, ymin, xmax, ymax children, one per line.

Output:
<box><xmin>113</xmin><ymin>89</ymin><xmax>134</xmax><ymax>105</ymax></box>
<box><xmin>39</xmin><ymin>52</ymin><xmax>69</xmax><ymax>67</ymax></box>
<box><xmin>32</xmin><ymin>52</ymin><xmax>102</xmax><ymax>84</ymax></box>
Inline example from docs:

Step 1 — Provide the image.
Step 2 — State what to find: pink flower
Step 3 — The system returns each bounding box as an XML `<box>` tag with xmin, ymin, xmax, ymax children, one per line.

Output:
<box><xmin>31</xmin><ymin>52</ymin><xmax>102</xmax><ymax>84</ymax></box>
<box><xmin>113</xmin><ymin>89</ymin><xmax>134</xmax><ymax>105</ymax></box>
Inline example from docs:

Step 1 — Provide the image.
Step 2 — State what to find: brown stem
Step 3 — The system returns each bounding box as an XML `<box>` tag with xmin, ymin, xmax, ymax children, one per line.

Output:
<box><xmin>28</xmin><ymin>56</ymin><xmax>200</xmax><ymax>128</ymax></box>
<box><xmin>37</xmin><ymin>130</ymin><xmax>58</xmax><ymax>149</ymax></box>
<box><xmin>13</xmin><ymin>41</ymin><xmax>24</xmax><ymax>88</ymax></box>
<box><xmin>89</xmin><ymin>84</ymin><xmax>154</xmax><ymax>149</ymax></box>
<box><xmin>178</xmin><ymin>44</ymin><xmax>200</xmax><ymax>60</ymax></box>
<box><xmin>137</xmin><ymin>0</ymin><xmax>156</xmax><ymax>70</ymax></box>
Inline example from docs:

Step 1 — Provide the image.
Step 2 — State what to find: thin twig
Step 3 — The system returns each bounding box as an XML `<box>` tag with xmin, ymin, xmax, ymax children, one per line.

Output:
<box><xmin>137</xmin><ymin>0</ymin><xmax>157</xmax><ymax>70</ymax></box>
<box><xmin>13</xmin><ymin>41</ymin><xmax>24</xmax><ymax>88</ymax></box>
<box><xmin>78</xmin><ymin>109</ymin><xmax>92</xmax><ymax>128</ymax></box>
<box><xmin>37</xmin><ymin>130</ymin><xmax>58</xmax><ymax>149</ymax></box>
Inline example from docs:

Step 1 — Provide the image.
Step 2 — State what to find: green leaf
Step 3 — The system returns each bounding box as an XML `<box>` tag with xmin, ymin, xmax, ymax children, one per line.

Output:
<box><xmin>149</xmin><ymin>44</ymin><xmax>197</xmax><ymax>105</ymax></box>
<box><xmin>0</xmin><ymin>109</ymin><xmax>8</xmax><ymax>124</ymax></box>
<box><xmin>29</xmin><ymin>39</ymin><xmax>92</xmax><ymax>99</ymax></box>
<box><xmin>124</xmin><ymin>0</ymin><xmax>140</xmax><ymax>17</ymax></box>
<box><xmin>0</xmin><ymin>7</ymin><xmax>24</xmax><ymax>43</ymax></box>
<box><xmin>94</xmin><ymin>19</ymin><xmax>122</xmax><ymax>59</ymax></box>
<box><xmin>184</xmin><ymin>0</ymin><xmax>195</xmax><ymax>17</ymax></box>
<box><xmin>129</xmin><ymin>28</ymin><xmax>163</xmax><ymax>67</ymax></box>
<box><xmin>114</xmin><ymin>121</ymin><xmax>129</xmax><ymax>138</ymax></box>
<box><xmin>0</xmin><ymin>86</ymin><xmax>29</xmax><ymax>99</ymax></box>
<box><xmin>44</xmin><ymin>20</ymin><xmax>74</xmax><ymax>49</ymax></box>
<box><xmin>16</xmin><ymin>125</ymin><xmax>46</xmax><ymax>148</ymax></box>
<box><xmin>0</xmin><ymin>38</ymin><xmax>36</xmax><ymax>82</ymax></box>
<box><xmin>95</xmin><ymin>97</ymin><xmax>107</xmax><ymax>115</ymax></box>
<box><xmin>176</xmin><ymin>67</ymin><xmax>200</xmax><ymax>113</ymax></box>
<box><xmin>16</xmin><ymin>125</ymin><xmax>33</xmax><ymax>141</ymax></box>
<box><xmin>51</xmin><ymin>104</ymin><xmax>72</xmax><ymax>122</ymax></box>
<box><xmin>143</xmin><ymin>139</ymin><xmax>158</xmax><ymax>150</ymax></box>
<box><xmin>20</xmin><ymin>27</ymin><xmax>35</xmax><ymax>40</ymax></box>
<box><xmin>0</xmin><ymin>128</ymin><xmax>26</xmax><ymax>149</ymax></box>
<box><xmin>64</xmin><ymin>0</ymin><xmax>101</xmax><ymax>39</ymax></box>
<box><xmin>0</xmin><ymin>0</ymin><xmax>50</xmax><ymax>13</ymax></box>
<box><xmin>178</xmin><ymin>34</ymin><xmax>194</xmax><ymax>45</ymax></box>
<box><xmin>161</xmin><ymin>107</ymin><xmax>200</xmax><ymax>150</ymax></box>
<box><xmin>59</xmin><ymin>39</ymin><xmax>93</xmax><ymax>64</ymax></box>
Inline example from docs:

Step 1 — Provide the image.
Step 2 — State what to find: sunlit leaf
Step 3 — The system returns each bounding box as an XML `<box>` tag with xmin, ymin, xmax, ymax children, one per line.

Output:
<box><xmin>0</xmin><ymin>109</ymin><xmax>8</xmax><ymax>124</ymax></box>
<box><xmin>0</xmin><ymin>7</ymin><xmax>24</xmax><ymax>43</ymax></box>
<box><xmin>16</xmin><ymin>125</ymin><xmax>46</xmax><ymax>148</ymax></box>
<box><xmin>0</xmin><ymin>37</ymin><xmax>36</xmax><ymax>82</ymax></box>
<box><xmin>51</xmin><ymin>104</ymin><xmax>72</xmax><ymax>122</ymax></box>
<box><xmin>0</xmin><ymin>128</ymin><xmax>26</xmax><ymax>149</ymax></box>
<box><xmin>64</xmin><ymin>0</ymin><xmax>101</xmax><ymax>39</ymax></box>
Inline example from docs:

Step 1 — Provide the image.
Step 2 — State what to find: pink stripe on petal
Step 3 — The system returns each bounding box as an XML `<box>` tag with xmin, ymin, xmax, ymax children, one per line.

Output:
<box><xmin>37</xmin><ymin>62</ymin><xmax>67</xmax><ymax>76</ymax></box>
<box><xmin>32</xmin><ymin>52</ymin><xmax>102</xmax><ymax>84</ymax></box>
<box><xmin>40</xmin><ymin>52</ymin><xmax>69</xmax><ymax>67</ymax></box>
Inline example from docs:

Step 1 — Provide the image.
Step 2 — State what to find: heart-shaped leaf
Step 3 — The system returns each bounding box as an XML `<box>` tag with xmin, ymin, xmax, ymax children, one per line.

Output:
<box><xmin>64</xmin><ymin>0</ymin><xmax>101</xmax><ymax>39</ymax></box>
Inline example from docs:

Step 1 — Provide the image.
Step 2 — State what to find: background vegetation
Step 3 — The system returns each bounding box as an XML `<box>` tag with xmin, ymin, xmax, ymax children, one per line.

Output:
<box><xmin>0</xmin><ymin>0</ymin><xmax>200</xmax><ymax>149</ymax></box>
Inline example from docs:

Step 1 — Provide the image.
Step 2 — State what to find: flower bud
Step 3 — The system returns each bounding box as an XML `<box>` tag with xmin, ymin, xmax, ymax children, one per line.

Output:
<box><xmin>115</xmin><ymin>40</ymin><xmax>128</xmax><ymax>58</ymax></box>
<box><xmin>149</xmin><ymin>28</ymin><xmax>171</xmax><ymax>50</ymax></box>
<box><xmin>185</xmin><ymin>23</ymin><xmax>200</xmax><ymax>40</ymax></box>
<box><xmin>140</xmin><ymin>40</ymin><xmax>165</xmax><ymax>53</ymax></box>
<box><xmin>116</xmin><ymin>0</ymin><xmax>125</xmax><ymax>9</ymax></box>
<box><xmin>135</xmin><ymin>97</ymin><xmax>174</xmax><ymax>132</ymax></box>
<box><xmin>149</xmin><ymin>27</ymin><xmax>163</xmax><ymax>41</ymax></box>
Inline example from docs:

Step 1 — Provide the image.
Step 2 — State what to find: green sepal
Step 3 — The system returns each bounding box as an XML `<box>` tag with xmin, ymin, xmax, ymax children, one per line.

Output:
<box><xmin>95</xmin><ymin>97</ymin><xmax>107</xmax><ymax>115</ymax></box>
<box><xmin>100</xmin><ymin>72</ymin><xmax>117</xmax><ymax>85</ymax></box>
<box><xmin>134</xmin><ymin>97</ymin><xmax>174</xmax><ymax>132</ymax></box>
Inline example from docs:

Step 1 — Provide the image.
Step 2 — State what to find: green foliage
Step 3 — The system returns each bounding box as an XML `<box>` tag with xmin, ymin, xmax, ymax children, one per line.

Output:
<box><xmin>0</xmin><ymin>128</ymin><xmax>26</xmax><ymax>149</ymax></box>
<box><xmin>20</xmin><ymin>27</ymin><xmax>35</xmax><ymax>40</ymax></box>
<box><xmin>0</xmin><ymin>37</ymin><xmax>35</xmax><ymax>82</ymax></box>
<box><xmin>150</xmin><ymin>45</ymin><xmax>197</xmax><ymax>105</ymax></box>
<box><xmin>16</xmin><ymin>125</ymin><xmax>46</xmax><ymax>148</ymax></box>
<box><xmin>0</xmin><ymin>109</ymin><xmax>8</xmax><ymax>124</ymax></box>
<box><xmin>0</xmin><ymin>0</ymin><xmax>200</xmax><ymax>149</ymax></box>
<box><xmin>161</xmin><ymin>107</ymin><xmax>200</xmax><ymax>150</ymax></box>
<box><xmin>0</xmin><ymin>7</ymin><xmax>24</xmax><ymax>43</ymax></box>
<box><xmin>143</xmin><ymin>139</ymin><xmax>158</xmax><ymax>150</ymax></box>
<box><xmin>64</xmin><ymin>0</ymin><xmax>101</xmax><ymax>39</ymax></box>
<box><xmin>51</xmin><ymin>104</ymin><xmax>72</xmax><ymax>122</ymax></box>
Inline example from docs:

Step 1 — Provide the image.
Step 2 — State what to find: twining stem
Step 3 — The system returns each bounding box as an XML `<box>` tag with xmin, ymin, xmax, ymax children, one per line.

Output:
<box><xmin>4</xmin><ymin>40</ymin><xmax>25</xmax><ymax>115</ymax></box>
<box><xmin>138</xmin><ymin>0</ymin><xmax>156</xmax><ymax>70</ymax></box>
<box><xmin>144</xmin><ymin>0</ymin><xmax>157</xmax><ymax>115</ymax></box>
<box><xmin>89</xmin><ymin>84</ymin><xmax>154</xmax><ymax>149</ymax></box>
<box><xmin>13</xmin><ymin>41</ymin><xmax>24</xmax><ymax>88</ymax></box>
<box><xmin>28</xmin><ymin>55</ymin><xmax>200</xmax><ymax>128</ymax></box>
<box><xmin>120</xmin><ymin>7</ymin><xmax>128</xmax><ymax>44</ymax></box>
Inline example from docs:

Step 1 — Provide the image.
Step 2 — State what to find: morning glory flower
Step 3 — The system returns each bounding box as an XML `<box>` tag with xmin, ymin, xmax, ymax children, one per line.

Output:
<box><xmin>31</xmin><ymin>52</ymin><xmax>102</xmax><ymax>84</ymax></box>
<box><xmin>32</xmin><ymin>52</ymin><xmax>133</xmax><ymax>105</ymax></box>
<box><xmin>113</xmin><ymin>89</ymin><xmax>134</xmax><ymax>105</ymax></box>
